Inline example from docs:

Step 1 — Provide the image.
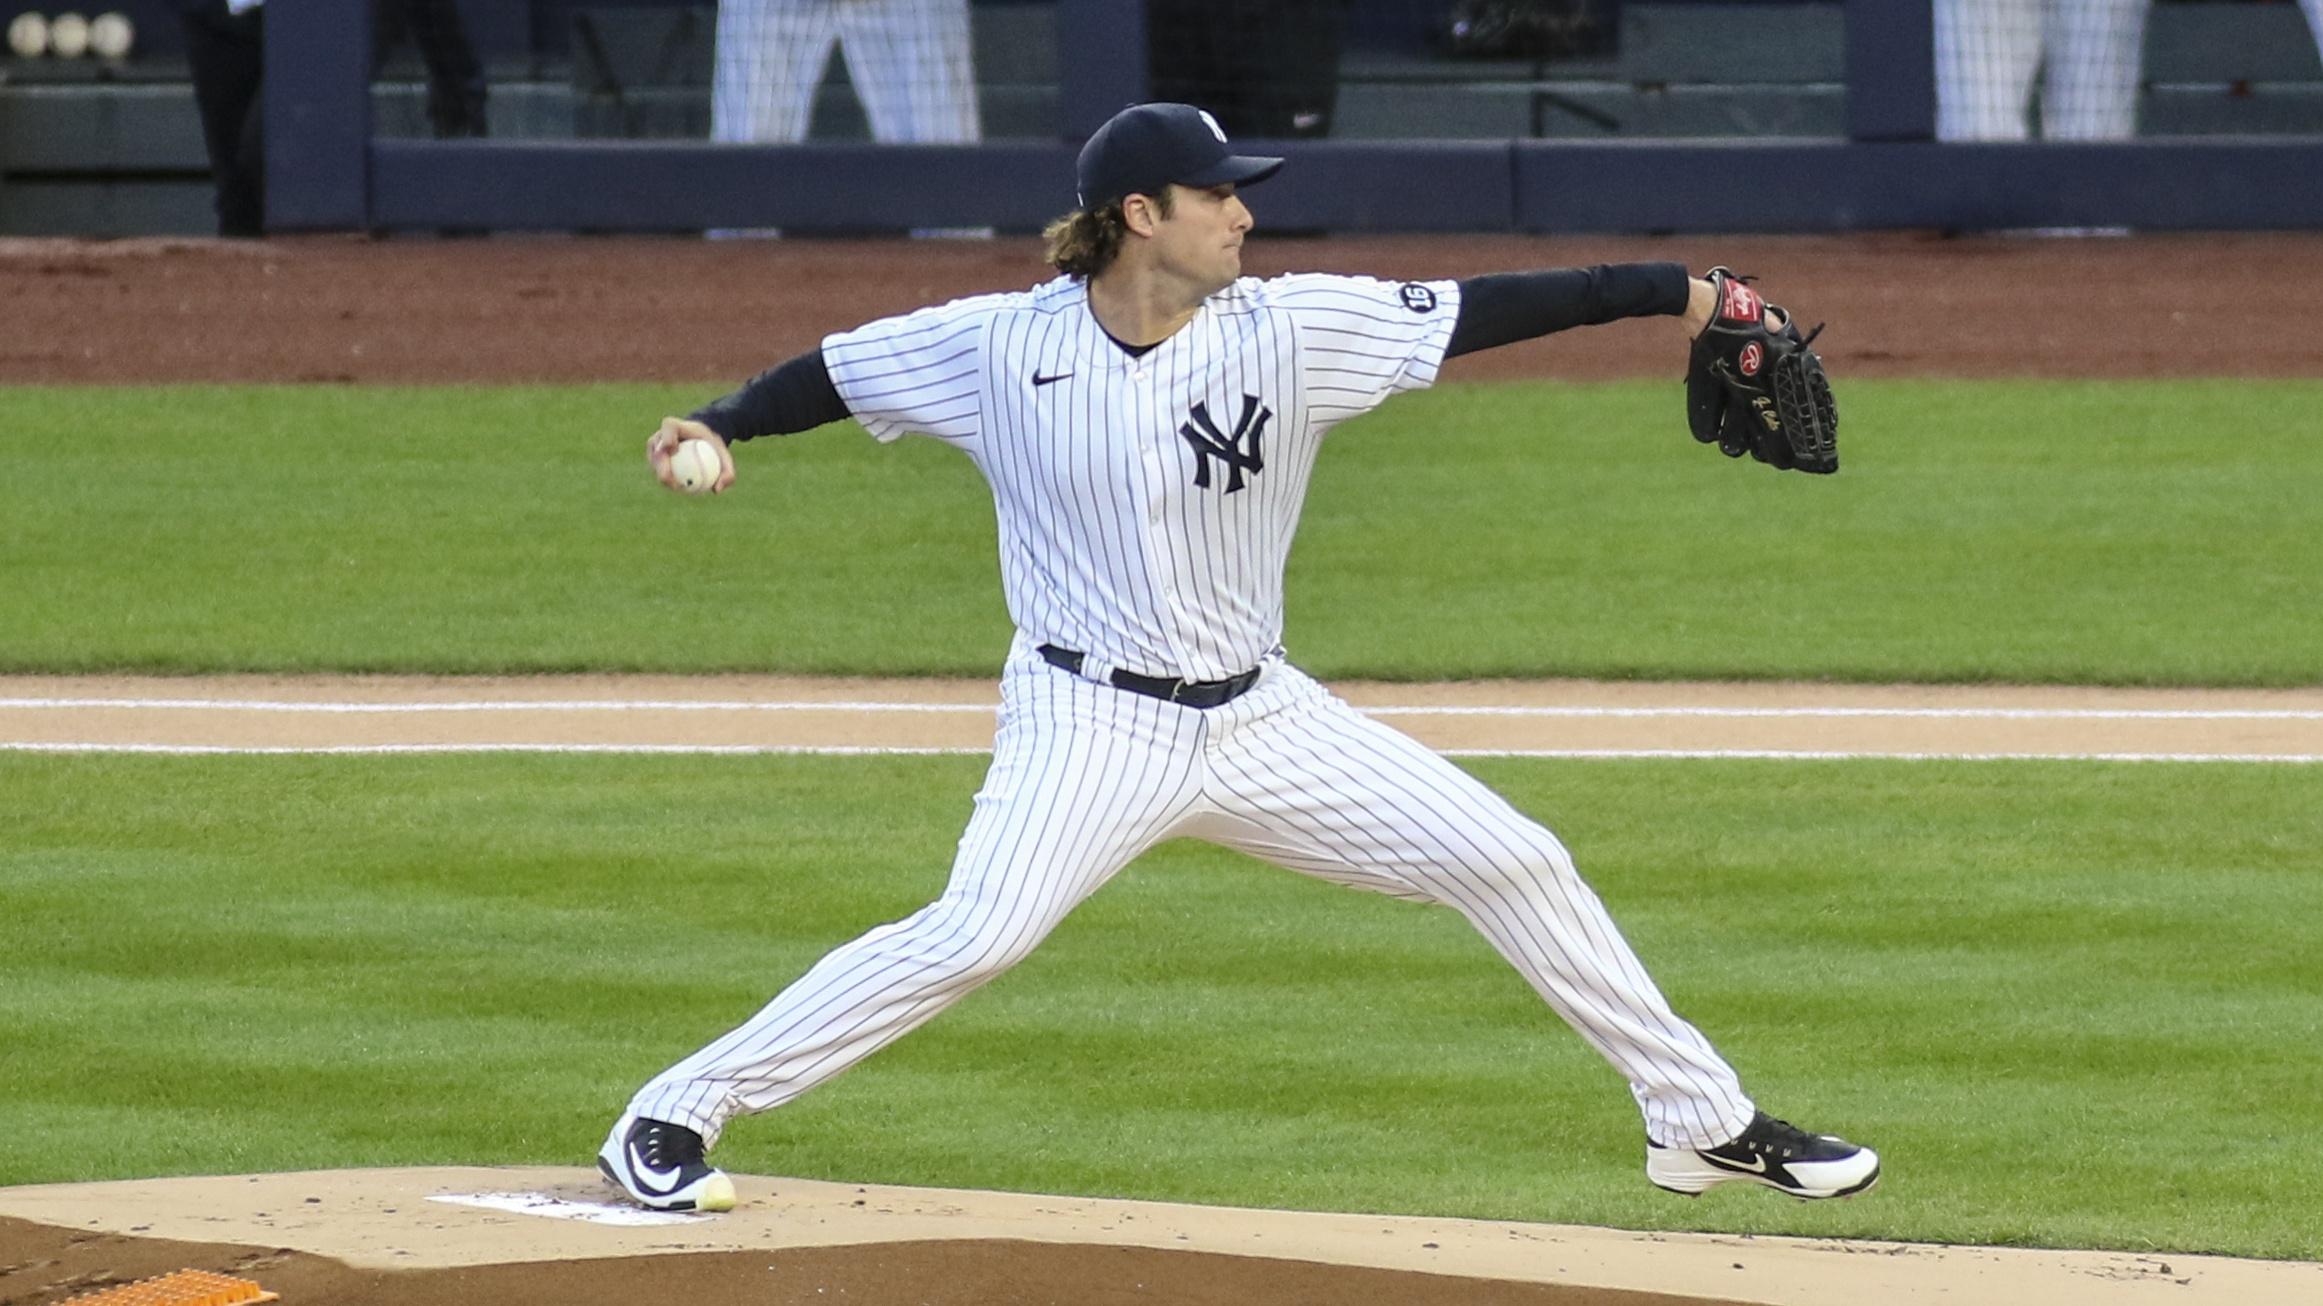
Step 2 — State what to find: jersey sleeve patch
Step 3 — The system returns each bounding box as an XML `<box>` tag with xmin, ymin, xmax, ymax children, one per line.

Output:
<box><xmin>1263</xmin><ymin>274</ymin><xmax>1461</xmax><ymax>428</ymax></box>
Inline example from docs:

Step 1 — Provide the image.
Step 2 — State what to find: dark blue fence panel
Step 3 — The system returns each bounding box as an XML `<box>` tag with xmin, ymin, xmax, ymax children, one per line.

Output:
<box><xmin>371</xmin><ymin>139</ymin><xmax>1516</xmax><ymax>231</ymax></box>
<box><xmin>371</xmin><ymin>140</ymin><xmax>1078</xmax><ymax>230</ymax></box>
<box><xmin>1515</xmin><ymin>140</ymin><xmax>2323</xmax><ymax>231</ymax></box>
<box><xmin>1846</xmin><ymin>0</ymin><xmax>1933</xmax><ymax>142</ymax></box>
<box><xmin>1215</xmin><ymin>141</ymin><xmax>1515</xmax><ymax>231</ymax></box>
<box><xmin>264</xmin><ymin>0</ymin><xmax>371</xmax><ymax>230</ymax></box>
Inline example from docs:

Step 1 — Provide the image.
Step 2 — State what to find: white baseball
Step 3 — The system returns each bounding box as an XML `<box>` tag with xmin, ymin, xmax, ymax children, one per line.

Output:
<box><xmin>7</xmin><ymin>12</ymin><xmax>47</xmax><ymax>57</ymax></box>
<box><xmin>88</xmin><ymin>11</ymin><xmax>132</xmax><ymax>59</ymax></box>
<box><xmin>48</xmin><ymin>12</ymin><xmax>88</xmax><ymax>59</ymax></box>
<box><xmin>669</xmin><ymin>438</ymin><xmax>723</xmax><ymax>494</ymax></box>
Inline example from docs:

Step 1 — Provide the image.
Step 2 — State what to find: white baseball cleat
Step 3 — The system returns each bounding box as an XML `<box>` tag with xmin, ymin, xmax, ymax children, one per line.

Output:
<box><xmin>597</xmin><ymin>1112</ymin><xmax>736</xmax><ymax>1212</ymax></box>
<box><xmin>1647</xmin><ymin>1111</ymin><xmax>1880</xmax><ymax>1199</ymax></box>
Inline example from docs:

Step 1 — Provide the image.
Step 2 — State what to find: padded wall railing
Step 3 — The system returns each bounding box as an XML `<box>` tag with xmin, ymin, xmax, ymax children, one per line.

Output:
<box><xmin>264</xmin><ymin>0</ymin><xmax>2323</xmax><ymax>234</ymax></box>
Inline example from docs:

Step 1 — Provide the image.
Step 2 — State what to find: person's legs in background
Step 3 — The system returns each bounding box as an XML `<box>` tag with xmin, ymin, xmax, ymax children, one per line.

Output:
<box><xmin>2040</xmin><ymin>0</ymin><xmax>2150</xmax><ymax>140</ymax></box>
<box><xmin>713</xmin><ymin>0</ymin><xmax>838</xmax><ymax>144</ymax></box>
<box><xmin>839</xmin><ymin>0</ymin><xmax>987</xmax><ymax>236</ymax></box>
<box><xmin>178</xmin><ymin>0</ymin><xmax>265</xmax><ymax>237</ymax></box>
<box><xmin>1935</xmin><ymin>0</ymin><xmax>2041</xmax><ymax>141</ymax></box>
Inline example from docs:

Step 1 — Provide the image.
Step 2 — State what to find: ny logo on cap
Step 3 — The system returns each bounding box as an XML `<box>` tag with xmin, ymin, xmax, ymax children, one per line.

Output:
<box><xmin>1197</xmin><ymin>109</ymin><xmax>1228</xmax><ymax>143</ymax></box>
<box><xmin>1179</xmin><ymin>394</ymin><xmax>1270</xmax><ymax>493</ymax></box>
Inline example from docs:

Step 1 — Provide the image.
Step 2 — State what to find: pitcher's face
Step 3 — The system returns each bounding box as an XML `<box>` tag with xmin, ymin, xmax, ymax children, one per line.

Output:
<box><xmin>1147</xmin><ymin>183</ymin><xmax>1254</xmax><ymax>294</ymax></box>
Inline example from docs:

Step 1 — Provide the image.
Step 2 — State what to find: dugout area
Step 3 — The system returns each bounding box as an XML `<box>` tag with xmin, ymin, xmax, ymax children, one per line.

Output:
<box><xmin>4</xmin><ymin>1</ymin><xmax>2323</xmax><ymax>235</ymax></box>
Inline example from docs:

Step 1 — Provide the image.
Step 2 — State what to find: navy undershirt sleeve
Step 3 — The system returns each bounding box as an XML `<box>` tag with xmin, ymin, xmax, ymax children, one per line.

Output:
<box><xmin>1444</xmin><ymin>262</ymin><xmax>1691</xmax><ymax>359</ymax></box>
<box><xmin>688</xmin><ymin>348</ymin><xmax>851</xmax><ymax>442</ymax></box>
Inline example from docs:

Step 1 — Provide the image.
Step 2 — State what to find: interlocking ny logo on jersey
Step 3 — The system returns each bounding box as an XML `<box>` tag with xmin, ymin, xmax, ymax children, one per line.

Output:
<box><xmin>1178</xmin><ymin>395</ymin><xmax>1271</xmax><ymax>493</ymax></box>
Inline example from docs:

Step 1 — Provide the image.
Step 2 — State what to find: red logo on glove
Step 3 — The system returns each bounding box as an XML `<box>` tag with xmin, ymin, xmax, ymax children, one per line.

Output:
<box><xmin>1739</xmin><ymin>341</ymin><xmax>1764</xmax><ymax>376</ymax></box>
<box><xmin>1720</xmin><ymin>278</ymin><xmax>1761</xmax><ymax>323</ymax></box>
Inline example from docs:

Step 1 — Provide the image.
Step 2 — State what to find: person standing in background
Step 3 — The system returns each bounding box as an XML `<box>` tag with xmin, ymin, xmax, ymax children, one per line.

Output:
<box><xmin>711</xmin><ymin>0</ymin><xmax>979</xmax><ymax>148</ymax></box>
<box><xmin>377</xmin><ymin>0</ymin><xmax>490</xmax><ymax>138</ymax></box>
<box><xmin>175</xmin><ymin>0</ymin><xmax>488</xmax><ymax>238</ymax></box>
<box><xmin>176</xmin><ymin>0</ymin><xmax>265</xmax><ymax>237</ymax></box>
<box><xmin>1934</xmin><ymin>0</ymin><xmax>2152</xmax><ymax>140</ymax></box>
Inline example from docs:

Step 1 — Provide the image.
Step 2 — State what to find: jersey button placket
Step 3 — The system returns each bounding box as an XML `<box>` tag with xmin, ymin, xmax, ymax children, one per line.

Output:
<box><xmin>1130</xmin><ymin>360</ymin><xmax>1195</xmax><ymax>670</ymax></box>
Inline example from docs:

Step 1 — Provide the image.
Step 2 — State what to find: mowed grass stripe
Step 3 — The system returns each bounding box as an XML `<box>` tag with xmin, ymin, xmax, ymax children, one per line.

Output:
<box><xmin>1</xmin><ymin>752</ymin><xmax>2317</xmax><ymax>1259</ymax></box>
<box><xmin>1</xmin><ymin>380</ymin><xmax>2317</xmax><ymax>683</ymax></box>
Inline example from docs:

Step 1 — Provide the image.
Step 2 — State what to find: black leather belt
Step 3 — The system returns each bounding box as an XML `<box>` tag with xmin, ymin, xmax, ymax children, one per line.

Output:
<box><xmin>1037</xmin><ymin>644</ymin><xmax>1264</xmax><ymax>709</ymax></box>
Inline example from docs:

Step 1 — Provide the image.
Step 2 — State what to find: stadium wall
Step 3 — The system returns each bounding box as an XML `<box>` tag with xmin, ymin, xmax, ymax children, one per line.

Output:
<box><xmin>120</xmin><ymin>0</ymin><xmax>2323</xmax><ymax>233</ymax></box>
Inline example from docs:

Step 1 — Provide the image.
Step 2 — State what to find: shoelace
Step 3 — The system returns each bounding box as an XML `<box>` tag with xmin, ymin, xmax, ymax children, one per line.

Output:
<box><xmin>1747</xmin><ymin>1115</ymin><xmax>1821</xmax><ymax>1158</ymax></box>
<box><xmin>640</xmin><ymin>1122</ymin><xmax>706</xmax><ymax>1168</ymax></box>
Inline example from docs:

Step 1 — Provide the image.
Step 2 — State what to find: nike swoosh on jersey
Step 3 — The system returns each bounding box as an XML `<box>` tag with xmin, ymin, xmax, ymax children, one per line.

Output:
<box><xmin>1031</xmin><ymin>372</ymin><xmax>1074</xmax><ymax>386</ymax></box>
<box><xmin>627</xmin><ymin>1142</ymin><xmax>685</xmax><ymax>1194</ymax></box>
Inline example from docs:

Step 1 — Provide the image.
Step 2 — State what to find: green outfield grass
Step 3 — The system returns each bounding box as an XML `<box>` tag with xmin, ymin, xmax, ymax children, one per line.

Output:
<box><xmin>1</xmin><ymin>380</ymin><xmax>2318</xmax><ymax>683</ymax></box>
<box><xmin>2</xmin><ymin>753</ymin><xmax>2317</xmax><ymax>1259</ymax></box>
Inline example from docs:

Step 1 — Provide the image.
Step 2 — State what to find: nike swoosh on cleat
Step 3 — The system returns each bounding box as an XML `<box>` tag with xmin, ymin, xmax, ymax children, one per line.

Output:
<box><xmin>1704</xmin><ymin>1152</ymin><xmax>1770</xmax><ymax>1175</ymax></box>
<box><xmin>627</xmin><ymin>1141</ymin><xmax>685</xmax><ymax>1194</ymax></box>
<box><xmin>1032</xmin><ymin>372</ymin><xmax>1073</xmax><ymax>387</ymax></box>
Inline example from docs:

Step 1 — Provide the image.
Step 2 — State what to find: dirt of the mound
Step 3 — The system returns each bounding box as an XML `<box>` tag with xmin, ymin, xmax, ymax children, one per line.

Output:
<box><xmin>4</xmin><ymin>231</ymin><xmax>2319</xmax><ymax>386</ymax></box>
<box><xmin>0</xmin><ymin>1217</ymin><xmax>1722</xmax><ymax>1306</ymax></box>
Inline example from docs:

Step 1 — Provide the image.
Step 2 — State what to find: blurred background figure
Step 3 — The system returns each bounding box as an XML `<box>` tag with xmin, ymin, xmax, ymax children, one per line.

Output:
<box><xmin>175</xmin><ymin>0</ymin><xmax>265</xmax><ymax>237</ymax></box>
<box><xmin>377</xmin><ymin>0</ymin><xmax>490</xmax><ymax>138</ymax></box>
<box><xmin>173</xmin><ymin>0</ymin><xmax>487</xmax><ymax>238</ymax></box>
<box><xmin>711</xmin><ymin>0</ymin><xmax>980</xmax><ymax>146</ymax></box>
<box><xmin>1935</xmin><ymin>0</ymin><xmax>2152</xmax><ymax>141</ymax></box>
<box><xmin>2303</xmin><ymin>0</ymin><xmax>2323</xmax><ymax>59</ymax></box>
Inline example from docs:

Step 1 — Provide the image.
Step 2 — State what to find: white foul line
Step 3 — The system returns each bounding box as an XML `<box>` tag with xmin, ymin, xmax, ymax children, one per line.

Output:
<box><xmin>0</xmin><ymin>697</ymin><xmax>995</xmax><ymax>715</ymax></box>
<box><xmin>0</xmin><ymin>742</ymin><xmax>970</xmax><ymax>756</ymax></box>
<box><xmin>4</xmin><ymin>742</ymin><xmax>2319</xmax><ymax>763</ymax></box>
<box><xmin>2</xmin><ymin>696</ymin><xmax>2320</xmax><ymax>722</ymax></box>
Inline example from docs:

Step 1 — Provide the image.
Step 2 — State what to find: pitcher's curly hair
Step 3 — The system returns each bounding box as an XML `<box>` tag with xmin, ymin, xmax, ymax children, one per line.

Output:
<box><xmin>1042</xmin><ymin>189</ymin><xmax>1174</xmax><ymax>279</ymax></box>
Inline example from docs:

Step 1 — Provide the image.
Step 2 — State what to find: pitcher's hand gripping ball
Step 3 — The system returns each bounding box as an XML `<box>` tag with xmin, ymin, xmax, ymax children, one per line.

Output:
<box><xmin>668</xmin><ymin>438</ymin><xmax>725</xmax><ymax>494</ymax></box>
<box><xmin>1686</xmin><ymin>267</ymin><xmax>1838</xmax><ymax>474</ymax></box>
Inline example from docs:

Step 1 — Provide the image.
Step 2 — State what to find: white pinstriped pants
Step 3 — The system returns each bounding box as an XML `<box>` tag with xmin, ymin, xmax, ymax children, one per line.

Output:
<box><xmin>711</xmin><ymin>0</ymin><xmax>981</xmax><ymax>145</ymax></box>
<box><xmin>632</xmin><ymin>640</ymin><xmax>1755</xmax><ymax>1150</ymax></box>
<box><xmin>1934</xmin><ymin>0</ymin><xmax>2152</xmax><ymax>141</ymax></box>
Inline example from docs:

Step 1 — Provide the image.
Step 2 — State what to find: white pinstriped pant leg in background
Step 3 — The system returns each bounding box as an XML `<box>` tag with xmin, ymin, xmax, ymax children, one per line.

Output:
<box><xmin>630</xmin><ymin>650</ymin><xmax>1205</xmax><ymax>1145</ymax></box>
<box><xmin>713</xmin><ymin>0</ymin><xmax>980</xmax><ymax>146</ymax></box>
<box><xmin>1189</xmin><ymin>665</ymin><xmax>1756</xmax><ymax>1151</ymax></box>
<box><xmin>1935</xmin><ymin>0</ymin><xmax>2043</xmax><ymax>141</ymax></box>
<box><xmin>836</xmin><ymin>0</ymin><xmax>981</xmax><ymax>145</ymax></box>
<box><xmin>711</xmin><ymin>0</ymin><xmax>836</xmax><ymax>144</ymax></box>
<box><xmin>838</xmin><ymin>0</ymin><xmax>987</xmax><ymax>239</ymax></box>
<box><xmin>2040</xmin><ymin>0</ymin><xmax>2150</xmax><ymax>140</ymax></box>
<box><xmin>1935</xmin><ymin>0</ymin><xmax>2149</xmax><ymax>142</ymax></box>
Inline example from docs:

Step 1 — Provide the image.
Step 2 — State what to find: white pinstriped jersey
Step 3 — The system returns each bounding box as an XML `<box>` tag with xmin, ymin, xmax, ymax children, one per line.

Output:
<box><xmin>822</xmin><ymin>273</ymin><xmax>1463</xmax><ymax>683</ymax></box>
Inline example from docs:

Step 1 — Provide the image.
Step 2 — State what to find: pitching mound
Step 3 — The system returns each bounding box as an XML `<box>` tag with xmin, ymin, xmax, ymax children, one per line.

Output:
<box><xmin>4</xmin><ymin>1169</ymin><xmax>2311</xmax><ymax>1306</ymax></box>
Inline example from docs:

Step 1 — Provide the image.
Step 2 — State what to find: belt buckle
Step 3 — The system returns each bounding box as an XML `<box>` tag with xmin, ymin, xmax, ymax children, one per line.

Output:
<box><xmin>1167</xmin><ymin>679</ymin><xmax>1190</xmax><ymax>704</ymax></box>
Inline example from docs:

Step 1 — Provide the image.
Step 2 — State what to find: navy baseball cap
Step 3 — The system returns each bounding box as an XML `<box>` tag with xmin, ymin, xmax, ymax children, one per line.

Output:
<box><xmin>1075</xmin><ymin>103</ymin><xmax>1284</xmax><ymax>209</ymax></box>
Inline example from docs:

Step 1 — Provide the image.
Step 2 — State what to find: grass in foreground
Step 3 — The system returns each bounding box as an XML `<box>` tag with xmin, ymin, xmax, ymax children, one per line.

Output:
<box><xmin>2</xmin><ymin>753</ymin><xmax>2317</xmax><ymax>1259</ymax></box>
<box><xmin>0</xmin><ymin>380</ymin><xmax>2317</xmax><ymax>683</ymax></box>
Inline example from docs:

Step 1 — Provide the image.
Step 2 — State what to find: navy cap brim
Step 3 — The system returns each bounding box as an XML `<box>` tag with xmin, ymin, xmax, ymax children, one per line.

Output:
<box><xmin>1178</xmin><ymin>153</ymin><xmax>1284</xmax><ymax>191</ymax></box>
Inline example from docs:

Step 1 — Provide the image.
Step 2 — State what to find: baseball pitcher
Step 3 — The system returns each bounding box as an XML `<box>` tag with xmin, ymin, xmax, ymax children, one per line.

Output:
<box><xmin>601</xmin><ymin>102</ymin><xmax>1867</xmax><ymax>1214</ymax></box>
